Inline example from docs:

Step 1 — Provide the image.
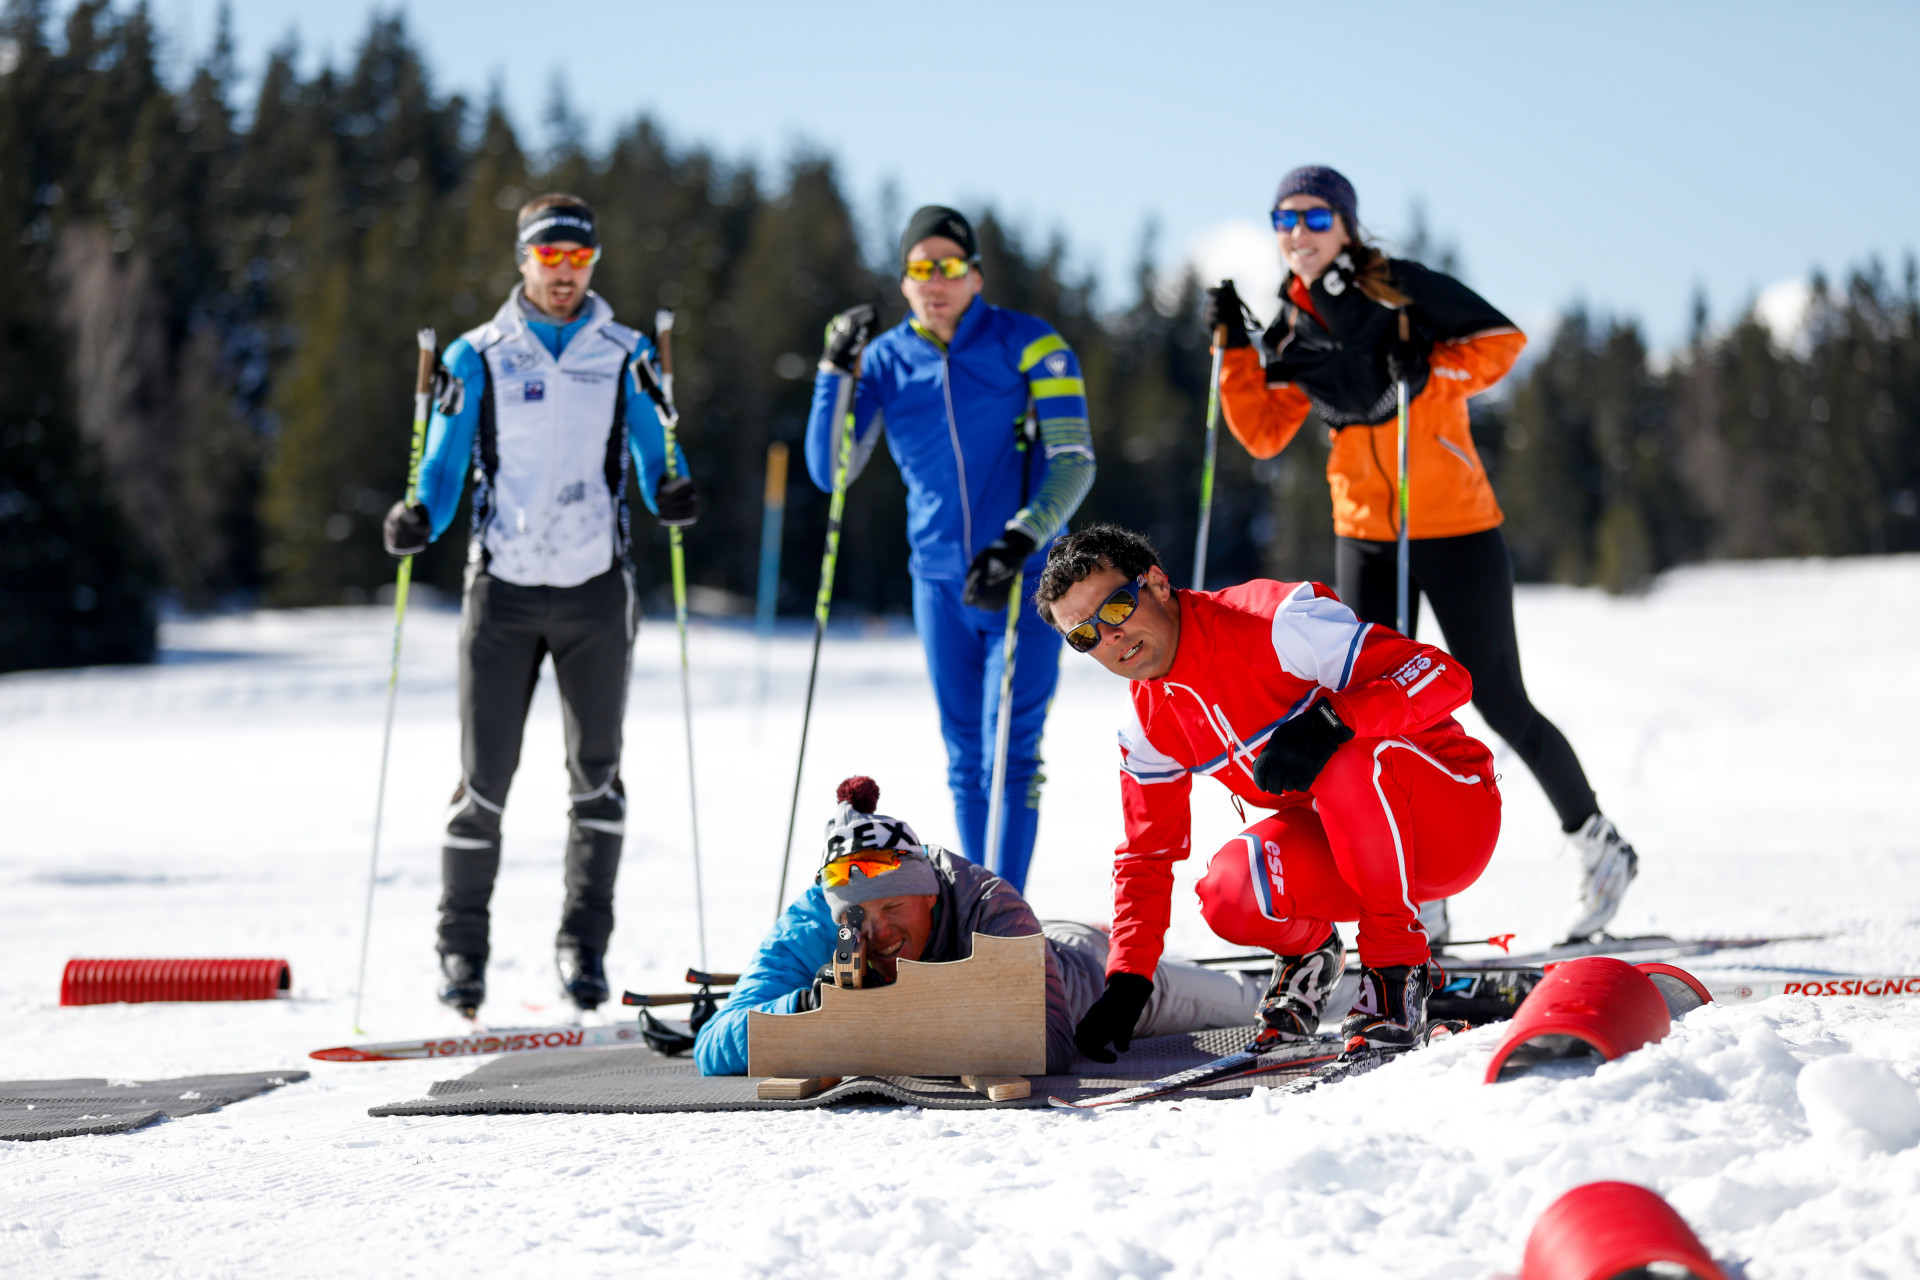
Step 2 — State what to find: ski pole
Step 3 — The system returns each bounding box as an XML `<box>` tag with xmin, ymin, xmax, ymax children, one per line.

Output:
<box><xmin>752</xmin><ymin>440</ymin><xmax>789</xmax><ymax>735</ymax></box>
<box><xmin>773</xmin><ymin>364</ymin><xmax>857</xmax><ymax>922</ymax></box>
<box><xmin>981</xmin><ymin>565</ymin><xmax>1022</xmax><ymax>879</ymax></box>
<box><xmin>352</xmin><ymin>327</ymin><xmax>436</xmax><ymax>1035</ymax></box>
<box><xmin>632</xmin><ymin>311</ymin><xmax>707</xmax><ymax>971</ymax></box>
<box><xmin>1395</xmin><ymin>311</ymin><xmax>1412</xmax><ymax>636</ymax></box>
<box><xmin>982</xmin><ymin>413</ymin><xmax>1037</xmax><ymax>882</ymax></box>
<box><xmin>1192</xmin><ymin>313</ymin><xmax>1229</xmax><ymax>590</ymax></box>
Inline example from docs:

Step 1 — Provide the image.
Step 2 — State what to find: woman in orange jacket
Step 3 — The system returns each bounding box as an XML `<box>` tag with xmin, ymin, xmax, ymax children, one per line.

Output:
<box><xmin>1203</xmin><ymin>165</ymin><xmax>1637</xmax><ymax>942</ymax></box>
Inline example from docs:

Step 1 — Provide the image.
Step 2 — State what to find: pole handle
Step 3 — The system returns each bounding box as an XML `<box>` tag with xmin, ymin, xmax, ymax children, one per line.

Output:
<box><xmin>1212</xmin><ymin>324</ymin><xmax>1227</xmax><ymax>347</ymax></box>
<box><xmin>1398</xmin><ymin>311</ymin><xmax>1410</xmax><ymax>341</ymax></box>
<box><xmin>414</xmin><ymin>329</ymin><xmax>436</xmax><ymax>394</ymax></box>
<box><xmin>654</xmin><ymin>309</ymin><xmax>676</xmax><ymax>380</ymax></box>
<box><xmin>764</xmin><ymin>441</ymin><xmax>789</xmax><ymax>508</ymax></box>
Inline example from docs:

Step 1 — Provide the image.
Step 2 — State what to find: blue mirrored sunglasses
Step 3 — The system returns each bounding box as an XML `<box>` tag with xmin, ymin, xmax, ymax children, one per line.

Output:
<box><xmin>1271</xmin><ymin>207</ymin><xmax>1337</xmax><ymax>233</ymax></box>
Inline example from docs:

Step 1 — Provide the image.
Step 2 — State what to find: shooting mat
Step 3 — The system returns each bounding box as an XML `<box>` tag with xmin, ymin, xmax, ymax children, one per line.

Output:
<box><xmin>0</xmin><ymin>1070</ymin><xmax>309</xmax><ymax>1141</ymax></box>
<box><xmin>370</xmin><ymin>1025</ymin><xmax>1313</xmax><ymax>1115</ymax></box>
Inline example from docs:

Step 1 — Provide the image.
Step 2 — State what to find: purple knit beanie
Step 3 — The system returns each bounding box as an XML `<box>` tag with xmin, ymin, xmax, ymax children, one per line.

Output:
<box><xmin>1274</xmin><ymin>165</ymin><xmax>1359</xmax><ymax>235</ymax></box>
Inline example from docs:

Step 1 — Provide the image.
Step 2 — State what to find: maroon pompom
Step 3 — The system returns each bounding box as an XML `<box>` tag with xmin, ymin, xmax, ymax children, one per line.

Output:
<box><xmin>836</xmin><ymin>775</ymin><xmax>880</xmax><ymax>813</ymax></box>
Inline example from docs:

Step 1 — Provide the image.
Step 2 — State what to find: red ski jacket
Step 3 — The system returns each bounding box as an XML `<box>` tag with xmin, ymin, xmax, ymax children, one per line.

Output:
<box><xmin>1107</xmin><ymin>580</ymin><xmax>1489</xmax><ymax>979</ymax></box>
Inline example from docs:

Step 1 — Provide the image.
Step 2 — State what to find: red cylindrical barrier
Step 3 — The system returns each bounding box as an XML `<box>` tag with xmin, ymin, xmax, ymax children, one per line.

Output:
<box><xmin>1522</xmin><ymin>1181</ymin><xmax>1727</xmax><ymax>1280</ymax></box>
<box><xmin>1635</xmin><ymin>962</ymin><xmax>1713</xmax><ymax>1019</ymax></box>
<box><xmin>1485</xmin><ymin>957</ymin><xmax>1685</xmax><ymax>1083</ymax></box>
<box><xmin>60</xmin><ymin>958</ymin><xmax>291</xmax><ymax>1005</ymax></box>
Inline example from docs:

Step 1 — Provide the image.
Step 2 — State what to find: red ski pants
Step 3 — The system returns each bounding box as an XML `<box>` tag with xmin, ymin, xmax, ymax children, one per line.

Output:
<box><xmin>1196</xmin><ymin>737</ymin><xmax>1501</xmax><ymax>967</ymax></box>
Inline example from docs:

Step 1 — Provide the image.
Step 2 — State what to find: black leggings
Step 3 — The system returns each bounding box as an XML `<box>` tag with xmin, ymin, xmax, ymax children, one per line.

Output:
<box><xmin>1336</xmin><ymin>527</ymin><xmax>1597</xmax><ymax>832</ymax></box>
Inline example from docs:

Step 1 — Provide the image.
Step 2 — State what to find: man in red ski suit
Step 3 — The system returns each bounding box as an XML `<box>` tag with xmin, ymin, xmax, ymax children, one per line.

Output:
<box><xmin>1034</xmin><ymin>524</ymin><xmax>1501</xmax><ymax>1057</ymax></box>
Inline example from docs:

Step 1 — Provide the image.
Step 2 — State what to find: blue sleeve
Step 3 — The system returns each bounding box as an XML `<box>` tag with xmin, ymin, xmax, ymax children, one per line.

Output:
<box><xmin>623</xmin><ymin>334</ymin><xmax>689</xmax><ymax>516</ymax></box>
<box><xmin>803</xmin><ymin>361</ymin><xmax>884</xmax><ymax>493</ymax></box>
<box><xmin>1012</xmin><ymin>324</ymin><xmax>1096</xmax><ymax>544</ymax></box>
<box><xmin>416</xmin><ymin>338</ymin><xmax>484</xmax><ymax>540</ymax></box>
<box><xmin>692</xmin><ymin>886</ymin><xmax>837</xmax><ymax>1076</ymax></box>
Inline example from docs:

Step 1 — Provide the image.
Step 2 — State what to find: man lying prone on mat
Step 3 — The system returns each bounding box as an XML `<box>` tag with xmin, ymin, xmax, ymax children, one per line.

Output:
<box><xmin>694</xmin><ymin>775</ymin><xmax>1262</xmax><ymax>1075</ymax></box>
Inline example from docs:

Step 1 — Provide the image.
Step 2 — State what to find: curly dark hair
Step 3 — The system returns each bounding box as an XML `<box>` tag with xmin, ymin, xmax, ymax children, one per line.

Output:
<box><xmin>1033</xmin><ymin>524</ymin><xmax>1162</xmax><ymax>626</ymax></box>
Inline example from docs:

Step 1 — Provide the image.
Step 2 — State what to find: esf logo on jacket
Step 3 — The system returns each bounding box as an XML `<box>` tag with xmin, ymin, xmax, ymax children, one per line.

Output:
<box><xmin>461</xmin><ymin>291</ymin><xmax>640</xmax><ymax>588</ymax></box>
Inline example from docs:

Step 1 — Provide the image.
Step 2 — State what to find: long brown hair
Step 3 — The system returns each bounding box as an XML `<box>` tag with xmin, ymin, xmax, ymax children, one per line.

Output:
<box><xmin>1344</xmin><ymin>227</ymin><xmax>1410</xmax><ymax>308</ymax></box>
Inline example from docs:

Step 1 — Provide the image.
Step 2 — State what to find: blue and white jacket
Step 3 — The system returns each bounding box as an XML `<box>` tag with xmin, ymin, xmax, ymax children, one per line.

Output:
<box><xmin>414</xmin><ymin>289</ymin><xmax>683</xmax><ymax>588</ymax></box>
<box><xmin>804</xmin><ymin>301</ymin><xmax>1096</xmax><ymax>581</ymax></box>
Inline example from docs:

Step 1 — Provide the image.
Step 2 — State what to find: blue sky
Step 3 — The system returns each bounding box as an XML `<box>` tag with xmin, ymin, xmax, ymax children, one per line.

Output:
<box><xmin>134</xmin><ymin>0</ymin><xmax>1919</xmax><ymax>347</ymax></box>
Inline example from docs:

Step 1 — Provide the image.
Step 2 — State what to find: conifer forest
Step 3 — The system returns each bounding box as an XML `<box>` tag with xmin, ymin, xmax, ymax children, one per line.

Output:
<box><xmin>4</xmin><ymin>3</ymin><xmax>1917</xmax><ymax>672</ymax></box>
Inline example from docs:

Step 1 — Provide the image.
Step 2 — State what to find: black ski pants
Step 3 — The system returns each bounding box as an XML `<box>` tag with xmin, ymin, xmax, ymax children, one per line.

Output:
<box><xmin>439</xmin><ymin>563</ymin><xmax>638</xmax><ymax>959</ymax></box>
<box><xmin>1335</xmin><ymin>527</ymin><xmax>1598</xmax><ymax>833</ymax></box>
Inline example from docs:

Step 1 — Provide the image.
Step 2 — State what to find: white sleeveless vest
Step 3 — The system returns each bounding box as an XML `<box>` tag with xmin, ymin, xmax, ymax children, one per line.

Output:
<box><xmin>464</xmin><ymin>290</ymin><xmax>639</xmax><ymax>588</ymax></box>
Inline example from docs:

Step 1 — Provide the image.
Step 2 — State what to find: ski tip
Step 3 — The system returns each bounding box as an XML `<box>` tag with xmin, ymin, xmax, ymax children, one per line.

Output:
<box><xmin>1046</xmin><ymin>1096</ymin><xmax>1086</xmax><ymax>1110</ymax></box>
<box><xmin>309</xmin><ymin>1046</ymin><xmax>387</xmax><ymax>1063</ymax></box>
<box><xmin>416</xmin><ymin>328</ymin><xmax>436</xmax><ymax>351</ymax></box>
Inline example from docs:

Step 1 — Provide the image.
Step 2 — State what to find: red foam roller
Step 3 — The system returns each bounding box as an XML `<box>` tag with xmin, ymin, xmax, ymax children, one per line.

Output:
<box><xmin>1485</xmin><ymin>956</ymin><xmax>1673</xmax><ymax>1083</ymax></box>
<box><xmin>1522</xmin><ymin>1181</ymin><xmax>1727</xmax><ymax>1280</ymax></box>
<box><xmin>60</xmin><ymin>958</ymin><xmax>291</xmax><ymax>1005</ymax></box>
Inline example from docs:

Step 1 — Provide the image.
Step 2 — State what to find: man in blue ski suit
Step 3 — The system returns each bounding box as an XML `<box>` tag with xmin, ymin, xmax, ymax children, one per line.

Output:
<box><xmin>382</xmin><ymin>193</ymin><xmax>697</xmax><ymax>1016</ymax></box>
<box><xmin>804</xmin><ymin>206</ymin><xmax>1095</xmax><ymax>890</ymax></box>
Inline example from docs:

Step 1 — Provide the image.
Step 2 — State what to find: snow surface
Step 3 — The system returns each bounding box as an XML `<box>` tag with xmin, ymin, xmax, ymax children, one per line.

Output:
<box><xmin>4</xmin><ymin>555</ymin><xmax>1919</xmax><ymax>1278</ymax></box>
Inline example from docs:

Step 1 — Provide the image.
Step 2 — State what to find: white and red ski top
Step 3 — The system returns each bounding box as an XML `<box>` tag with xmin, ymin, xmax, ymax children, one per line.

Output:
<box><xmin>1108</xmin><ymin>580</ymin><xmax>1489</xmax><ymax>979</ymax></box>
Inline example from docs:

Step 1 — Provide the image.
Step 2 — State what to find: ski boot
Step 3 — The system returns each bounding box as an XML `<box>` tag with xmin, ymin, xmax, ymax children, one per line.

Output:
<box><xmin>557</xmin><ymin>944</ymin><xmax>609</xmax><ymax>1011</ymax></box>
<box><xmin>1563</xmin><ymin>813</ymin><xmax>1639</xmax><ymax>941</ymax></box>
<box><xmin>1341</xmin><ymin>963</ymin><xmax>1431</xmax><ymax>1050</ymax></box>
<box><xmin>1252</xmin><ymin>928</ymin><xmax>1345</xmax><ymax>1046</ymax></box>
<box><xmin>437</xmin><ymin>952</ymin><xmax>486</xmax><ymax>1018</ymax></box>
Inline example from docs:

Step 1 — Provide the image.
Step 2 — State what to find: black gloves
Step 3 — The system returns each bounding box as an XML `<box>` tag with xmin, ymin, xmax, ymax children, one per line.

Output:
<box><xmin>962</xmin><ymin>526</ymin><xmax>1037</xmax><ymax>609</ymax></box>
<box><xmin>655</xmin><ymin>474</ymin><xmax>700</xmax><ymax>527</ymax></box>
<box><xmin>383</xmin><ymin>501</ymin><xmax>429</xmax><ymax>557</ymax></box>
<box><xmin>1253</xmin><ymin>698</ymin><xmax>1355</xmax><ymax>795</ymax></box>
<box><xmin>795</xmin><ymin>961</ymin><xmax>838</xmax><ymax>1012</ymax></box>
<box><xmin>1074</xmin><ymin>972</ymin><xmax>1154</xmax><ymax>1064</ymax></box>
<box><xmin>1203</xmin><ymin>280</ymin><xmax>1251</xmax><ymax>349</ymax></box>
<box><xmin>822</xmin><ymin>303</ymin><xmax>878</xmax><ymax>374</ymax></box>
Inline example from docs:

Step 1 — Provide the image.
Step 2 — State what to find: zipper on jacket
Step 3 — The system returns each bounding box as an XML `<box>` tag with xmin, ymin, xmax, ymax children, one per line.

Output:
<box><xmin>910</xmin><ymin>319</ymin><xmax>976</xmax><ymax>558</ymax></box>
<box><xmin>939</xmin><ymin>351</ymin><xmax>973</xmax><ymax>556</ymax></box>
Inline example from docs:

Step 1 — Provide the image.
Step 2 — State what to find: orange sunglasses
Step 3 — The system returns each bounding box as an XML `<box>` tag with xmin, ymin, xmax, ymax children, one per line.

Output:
<box><xmin>525</xmin><ymin>244</ymin><xmax>601</xmax><ymax>269</ymax></box>
<box><xmin>817</xmin><ymin>849</ymin><xmax>907</xmax><ymax>889</ymax></box>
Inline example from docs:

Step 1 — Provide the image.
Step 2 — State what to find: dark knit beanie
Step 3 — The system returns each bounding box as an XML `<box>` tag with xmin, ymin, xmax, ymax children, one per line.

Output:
<box><xmin>1274</xmin><ymin>166</ymin><xmax>1359</xmax><ymax>235</ymax></box>
<box><xmin>517</xmin><ymin>202</ymin><xmax>598</xmax><ymax>249</ymax></box>
<box><xmin>899</xmin><ymin>205</ymin><xmax>978</xmax><ymax>269</ymax></box>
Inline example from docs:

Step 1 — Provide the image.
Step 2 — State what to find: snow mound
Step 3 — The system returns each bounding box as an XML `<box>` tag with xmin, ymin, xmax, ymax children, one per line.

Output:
<box><xmin>1797</xmin><ymin>1053</ymin><xmax>1920</xmax><ymax>1156</ymax></box>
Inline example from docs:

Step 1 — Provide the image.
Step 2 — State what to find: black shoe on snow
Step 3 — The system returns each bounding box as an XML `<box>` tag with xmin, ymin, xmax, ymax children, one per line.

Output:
<box><xmin>557</xmin><ymin>945</ymin><xmax>609</xmax><ymax>1011</ymax></box>
<box><xmin>1340</xmin><ymin>963</ymin><xmax>1430</xmax><ymax>1050</ymax></box>
<box><xmin>1254</xmin><ymin>928</ymin><xmax>1346</xmax><ymax>1045</ymax></box>
<box><xmin>437</xmin><ymin>952</ymin><xmax>486</xmax><ymax>1017</ymax></box>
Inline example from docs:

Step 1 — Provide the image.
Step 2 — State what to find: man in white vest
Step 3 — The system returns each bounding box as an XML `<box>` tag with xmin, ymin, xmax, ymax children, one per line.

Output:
<box><xmin>383</xmin><ymin>193</ymin><xmax>698</xmax><ymax>1016</ymax></box>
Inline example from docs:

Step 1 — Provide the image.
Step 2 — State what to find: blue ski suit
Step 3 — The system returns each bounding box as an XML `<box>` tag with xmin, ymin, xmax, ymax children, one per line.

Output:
<box><xmin>804</xmin><ymin>301</ymin><xmax>1095</xmax><ymax>889</ymax></box>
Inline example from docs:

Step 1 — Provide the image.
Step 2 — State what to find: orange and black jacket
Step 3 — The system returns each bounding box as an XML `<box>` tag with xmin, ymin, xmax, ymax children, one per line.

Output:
<box><xmin>1219</xmin><ymin>255</ymin><xmax>1525</xmax><ymax>543</ymax></box>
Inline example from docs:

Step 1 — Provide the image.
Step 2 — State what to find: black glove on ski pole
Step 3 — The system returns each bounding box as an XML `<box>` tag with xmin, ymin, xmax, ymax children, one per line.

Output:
<box><xmin>962</xmin><ymin>526</ymin><xmax>1036</xmax><ymax>609</ymax></box>
<box><xmin>821</xmin><ymin>304</ymin><xmax>878</xmax><ymax>375</ymax></box>
<box><xmin>1202</xmin><ymin>281</ymin><xmax>1251</xmax><ymax>349</ymax></box>
<box><xmin>382</xmin><ymin>501</ymin><xmax>430</xmax><ymax>557</ymax></box>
